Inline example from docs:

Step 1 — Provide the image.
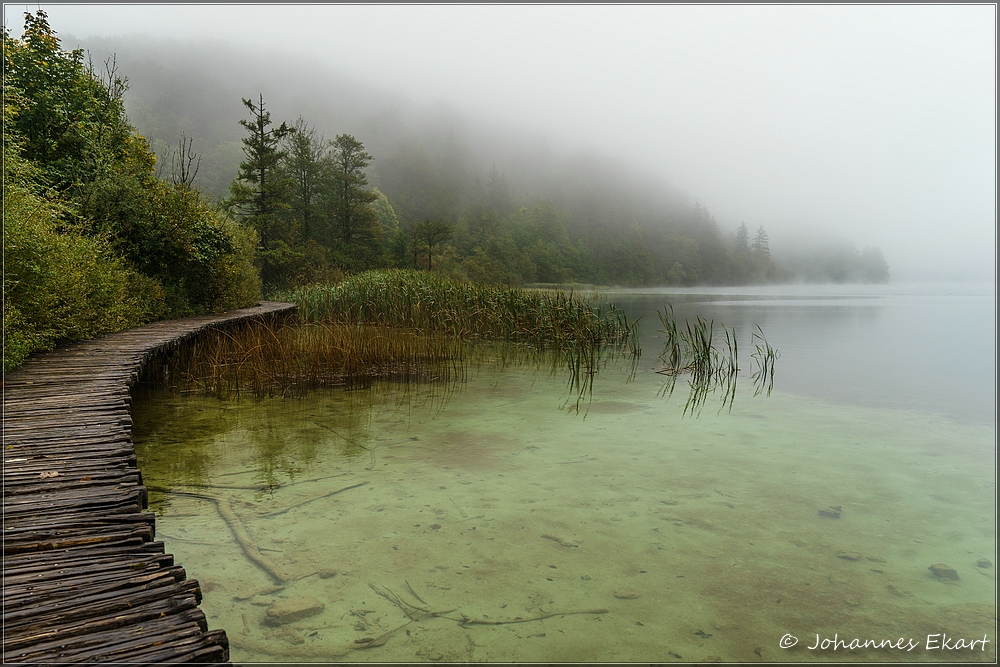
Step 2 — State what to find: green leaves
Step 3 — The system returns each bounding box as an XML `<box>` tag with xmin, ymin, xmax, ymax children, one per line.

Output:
<box><xmin>4</xmin><ymin>11</ymin><xmax>131</xmax><ymax>194</ymax></box>
<box><xmin>3</xmin><ymin>12</ymin><xmax>263</xmax><ymax>371</ymax></box>
<box><xmin>2</xmin><ymin>146</ymin><xmax>152</xmax><ymax>371</ymax></box>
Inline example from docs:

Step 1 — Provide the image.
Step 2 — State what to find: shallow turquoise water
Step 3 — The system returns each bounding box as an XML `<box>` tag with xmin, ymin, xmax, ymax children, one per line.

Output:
<box><xmin>132</xmin><ymin>283</ymin><xmax>996</xmax><ymax>663</ymax></box>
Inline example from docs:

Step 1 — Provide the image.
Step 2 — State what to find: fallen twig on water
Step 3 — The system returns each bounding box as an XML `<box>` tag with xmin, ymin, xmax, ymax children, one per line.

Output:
<box><xmin>405</xmin><ymin>579</ymin><xmax>430</xmax><ymax>606</ymax></box>
<box><xmin>368</xmin><ymin>582</ymin><xmax>608</xmax><ymax>639</ymax></box>
<box><xmin>228</xmin><ymin>581</ymin><xmax>610</xmax><ymax>659</ymax></box>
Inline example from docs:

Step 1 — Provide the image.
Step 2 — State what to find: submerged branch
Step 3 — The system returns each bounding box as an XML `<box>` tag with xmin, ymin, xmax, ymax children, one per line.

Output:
<box><xmin>149</xmin><ymin>486</ymin><xmax>290</xmax><ymax>583</ymax></box>
<box><xmin>259</xmin><ymin>480</ymin><xmax>369</xmax><ymax>517</ymax></box>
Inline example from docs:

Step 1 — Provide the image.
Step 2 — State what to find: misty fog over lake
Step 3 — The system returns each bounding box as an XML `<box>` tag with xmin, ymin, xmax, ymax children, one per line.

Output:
<box><xmin>12</xmin><ymin>4</ymin><xmax>995</xmax><ymax>283</ymax></box>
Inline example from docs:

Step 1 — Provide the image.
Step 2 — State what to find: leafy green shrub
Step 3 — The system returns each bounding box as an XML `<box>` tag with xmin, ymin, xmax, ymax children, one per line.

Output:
<box><xmin>2</xmin><ymin>10</ymin><xmax>262</xmax><ymax>371</ymax></box>
<box><xmin>3</xmin><ymin>149</ymin><xmax>156</xmax><ymax>372</ymax></box>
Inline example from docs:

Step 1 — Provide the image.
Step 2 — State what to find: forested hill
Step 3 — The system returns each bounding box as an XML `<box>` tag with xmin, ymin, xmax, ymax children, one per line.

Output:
<box><xmin>68</xmin><ymin>33</ymin><xmax>889</xmax><ymax>288</ymax></box>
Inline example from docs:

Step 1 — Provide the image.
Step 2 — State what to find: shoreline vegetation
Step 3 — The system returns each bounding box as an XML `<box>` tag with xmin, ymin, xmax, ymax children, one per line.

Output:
<box><xmin>150</xmin><ymin>270</ymin><xmax>642</xmax><ymax>415</ymax></box>
<box><xmin>5</xmin><ymin>11</ymin><xmax>848</xmax><ymax>378</ymax></box>
<box><xmin>152</xmin><ymin>270</ymin><xmax>778</xmax><ymax>420</ymax></box>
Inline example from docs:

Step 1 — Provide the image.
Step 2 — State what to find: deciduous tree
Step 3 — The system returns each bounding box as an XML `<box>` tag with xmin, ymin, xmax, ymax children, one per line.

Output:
<box><xmin>3</xmin><ymin>10</ymin><xmax>260</xmax><ymax>369</ymax></box>
<box><xmin>412</xmin><ymin>219</ymin><xmax>454</xmax><ymax>270</ymax></box>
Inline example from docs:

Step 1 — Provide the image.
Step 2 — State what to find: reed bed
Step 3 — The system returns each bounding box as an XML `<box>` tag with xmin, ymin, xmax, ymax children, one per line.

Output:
<box><xmin>285</xmin><ymin>270</ymin><xmax>639</xmax><ymax>354</ymax></box>
<box><xmin>155</xmin><ymin>271</ymin><xmax>640</xmax><ymax>410</ymax></box>
<box><xmin>161</xmin><ymin>320</ymin><xmax>467</xmax><ymax>400</ymax></box>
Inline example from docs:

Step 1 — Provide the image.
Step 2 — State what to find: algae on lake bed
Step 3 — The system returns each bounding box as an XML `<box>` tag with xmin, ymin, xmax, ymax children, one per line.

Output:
<box><xmin>133</xmin><ymin>353</ymin><xmax>996</xmax><ymax>663</ymax></box>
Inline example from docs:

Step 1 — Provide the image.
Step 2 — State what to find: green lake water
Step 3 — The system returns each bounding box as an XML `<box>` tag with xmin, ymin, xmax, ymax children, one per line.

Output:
<box><xmin>132</xmin><ymin>283</ymin><xmax>996</xmax><ymax>663</ymax></box>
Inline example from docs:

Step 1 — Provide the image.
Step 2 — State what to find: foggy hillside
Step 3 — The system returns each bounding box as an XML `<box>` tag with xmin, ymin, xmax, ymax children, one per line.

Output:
<box><xmin>69</xmin><ymin>33</ymin><xmax>887</xmax><ymax>286</ymax></box>
<box><xmin>79</xmin><ymin>35</ymin><xmax>689</xmax><ymax>212</ymax></box>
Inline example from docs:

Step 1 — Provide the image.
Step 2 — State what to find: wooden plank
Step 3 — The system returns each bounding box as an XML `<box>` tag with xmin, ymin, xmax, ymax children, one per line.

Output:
<box><xmin>3</xmin><ymin>593</ymin><xmax>203</xmax><ymax>654</ymax></box>
<box><xmin>3</xmin><ymin>539</ymin><xmax>169</xmax><ymax>570</ymax></box>
<box><xmin>9</xmin><ymin>610</ymin><xmax>211</xmax><ymax>662</ymax></box>
<box><xmin>3</xmin><ymin>549</ymin><xmax>174</xmax><ymax>579</ymax></box>
<box><xmin>3</xmin><ymin>565</ymin><xmax>187</xmax><ymax>608</ymax></box>
<box><xmin>3</xmin><ymin>525</ymin><xmax>155</xmax><ymax>556</ymax></box>
<box><xmin>3</xmin><ymin>554</ymin><xmax>174</xmax><ymax>586</ymax></box>
<box><xmin>3</xmin><ymin>300</ymin><xmax>296</xmax><ymax>663</ymax></box>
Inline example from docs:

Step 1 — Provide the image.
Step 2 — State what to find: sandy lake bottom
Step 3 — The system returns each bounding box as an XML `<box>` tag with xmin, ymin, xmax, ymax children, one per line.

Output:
<box><xmin>133</xmin><ymin>357</ymin><xmax>996</xmax><ymax>663</ymax></box>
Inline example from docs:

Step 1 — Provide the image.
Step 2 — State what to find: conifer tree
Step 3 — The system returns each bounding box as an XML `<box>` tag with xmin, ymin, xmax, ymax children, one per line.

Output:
<box><xmin>735</xmin><ymin>222</ymin><xmax>750</xmax><ymax>254</ymax></box>
<box><xmin>229</xmin><ymin>94</ymin><xmax>298</xmax><ymax>287</ymax></box>
<box><xmin>752</xmin><ymin>225</ymin><xmax>770</xmax><ymax>258</ymax></box>
<box><xmin>327</xmin><ymin>134</ymin><xmax>378</xmax><ymax>243</ymax></box>
<box><xmin>281</xmin><ymin>117</ymin><xmax>328</xmax><ymax>243</ymax></box>
<box><xmin>229</xmin><ymin>94</ymin><xmax>294</xmax><ymax>225</ymax></box>
<box><xmin>322</xmin><ymin>134</ymin><xmax>382</xmax><ymax>269</ymax></box>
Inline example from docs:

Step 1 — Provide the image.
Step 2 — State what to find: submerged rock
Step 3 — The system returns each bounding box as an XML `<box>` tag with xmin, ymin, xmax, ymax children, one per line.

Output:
<box><xmin>928</xmin><ymin>563</ymin><xmax>959</xmax><ymax>580</ymax></box>
<box><xmin>264</xmin><ymin>596</ymin><xmax>326</xmax><ymax>626</ymax></box>
<box><xmin>837</xmin><ymin>550</ymin><xmax>861</xmax><ymax>561</ymax></box>
<box><xmin>976</xmin><ymin>558</ymin><xmax>992</xmax><ymax>568</ymax></box>
<box><xmin>818</xmin><ymin>505</ymin><xmax>842</xmax><ymax>519</ymax></box>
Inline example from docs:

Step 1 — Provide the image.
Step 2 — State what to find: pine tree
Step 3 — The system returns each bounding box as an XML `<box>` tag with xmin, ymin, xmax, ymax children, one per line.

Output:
<box><xmin>228</xmin><ymin>94</ymin><xmax>298</xmax><ymax>287</ymax></box>
<box><xmin>735</xmin><ymin>222</ymin><xmax>750</xmax><ymax>254</ymax></box>
<box><xmin>327</xmin><ymin>134</ymin><xmax>377</xmax><ymax>243</ymax></box>
<box><xmin>752</xmin><ymin>226</ymin><xmax>770</xmax><ymax>258</ymax></box>
<box><xmin>229</xmin><ymin>94</ymin><xmax>294</xmax><ymax>228</ymax></box>
<box><xmin>322</xmin><ymin>134</ymin><xmax>382</xmax><ymax>270</ymax></box>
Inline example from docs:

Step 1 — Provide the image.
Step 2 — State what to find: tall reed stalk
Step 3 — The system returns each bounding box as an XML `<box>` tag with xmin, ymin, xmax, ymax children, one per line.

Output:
<box><xmin>750</xmin><ymin>325</ymin><xmax>779</xmax><ymax>397</ymax></box>
<box><xmin>655</xmin><ymin>303</ymin><xmax>776</xmax><ymax>416</ymax></box>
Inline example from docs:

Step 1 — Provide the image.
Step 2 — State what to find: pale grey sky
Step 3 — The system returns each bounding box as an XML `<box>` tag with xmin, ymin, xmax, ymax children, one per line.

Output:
<box><xmin>5</xmin><ymin>4</ymin><xmax>996</xmax><ymax>281</ymax></box>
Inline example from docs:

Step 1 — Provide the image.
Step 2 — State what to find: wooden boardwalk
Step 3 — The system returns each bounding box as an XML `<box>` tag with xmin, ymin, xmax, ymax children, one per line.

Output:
<box><xmin>3</xmin><ymin>301</ymin><xmax>296</xmax><ymax>664</ymax></box>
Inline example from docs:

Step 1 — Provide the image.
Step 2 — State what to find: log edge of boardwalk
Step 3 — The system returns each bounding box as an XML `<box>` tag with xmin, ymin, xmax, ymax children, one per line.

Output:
<box><xmin>2</xmin><ymin>301</ymin><xmax>297</xmax><ymax>664</ymax></box>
